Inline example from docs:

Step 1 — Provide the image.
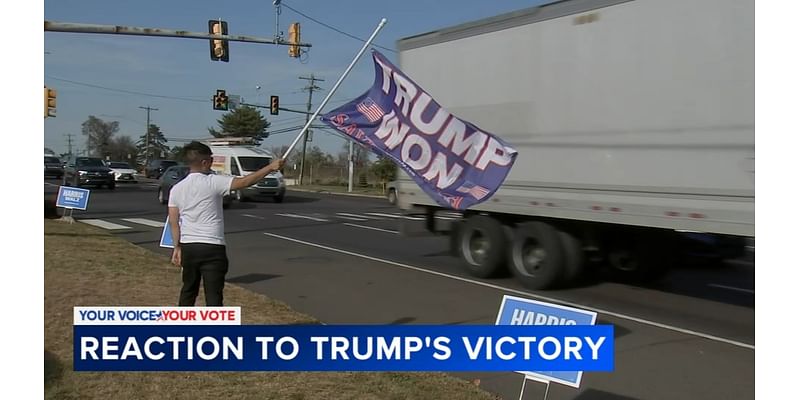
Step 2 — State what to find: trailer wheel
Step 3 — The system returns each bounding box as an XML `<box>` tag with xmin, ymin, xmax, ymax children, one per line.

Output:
<box><xmin>509</xmin><ymin>222</ymin><xmax>565</xmax><ymax>290</ymax></box>
<box><xmin>558</xmin><ymin>229</ymin><xmax>585</xmax><ymax>286</ymax></box>
<box><xmin>605</xmin><ymin>231</ymin><xmax>674</xmax><ymax>284</ymax></box>
<box><xmin>457</xmin><ymin>215</ymin><xmax>508</xmax><ymax>278</ymax></box>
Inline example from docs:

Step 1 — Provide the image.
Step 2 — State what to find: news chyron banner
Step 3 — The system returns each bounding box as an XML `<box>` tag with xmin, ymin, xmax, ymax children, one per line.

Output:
<box><xmin>73</xmin><ymin>306</ymin><xmax>614</xmax><ymax>372</ymax></box>
<box><xmin>320</xmin><ymin>50</ymin><xmax>518</xmax><ymax>210</ymax></box>
<box><xmin>496</xmin><ymin>295</ymin><xmax>599</xmax><ymax>388</ymax></box>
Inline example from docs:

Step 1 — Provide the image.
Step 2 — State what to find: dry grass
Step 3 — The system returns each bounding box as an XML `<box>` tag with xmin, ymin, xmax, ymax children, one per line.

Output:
<box><xmin>44</xmin><ymin>219</ymin><xmax>498</xmax><ymax>400</ymax></box>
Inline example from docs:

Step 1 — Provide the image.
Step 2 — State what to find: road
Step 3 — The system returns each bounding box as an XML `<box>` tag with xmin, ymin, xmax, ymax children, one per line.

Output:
<box><xmin>45</xmin><ymin>177</ymin><xmax>755</xmax><ymax>400</ymax></box>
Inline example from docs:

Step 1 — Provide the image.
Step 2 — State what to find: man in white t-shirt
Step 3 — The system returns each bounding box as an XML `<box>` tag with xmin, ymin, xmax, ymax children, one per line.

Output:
<box><xmin>168</xmin><ymin>141</ymin><xmax>284</xmax><ymax>306</ymax></box>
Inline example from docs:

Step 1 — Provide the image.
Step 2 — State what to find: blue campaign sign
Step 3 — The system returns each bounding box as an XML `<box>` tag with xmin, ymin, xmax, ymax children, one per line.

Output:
<box><xmin>495</xmin><ymin>295</ymin><xmax>598</xmax><ymax>388</ymax></box>
<box><xmin>160</xmin><ymin>216</ymin><xmax>173</xmax><ymax>248</ymax></box>
<box><xmin>56</xmin><ymin>186</ymin><xmax>91</xmax><ymax>210</ymax></box>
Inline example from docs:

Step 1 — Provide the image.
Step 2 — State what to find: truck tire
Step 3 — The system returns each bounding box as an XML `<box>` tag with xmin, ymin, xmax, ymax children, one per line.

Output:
<box><xmin>605</xmin><ymin>230</ymin><xmax>674</xmax><ymax>284</ymax></box>
<box><xmin>457</xmin><ymin>215</ymin><xmax>508</xmax><ymax>278</ymax></box>
<box><xmin>558</xmin><ymin>229</ymin><xmax>585</xmax><ymax>286</ymax></box>
<box><xmin>509</xmin><ymin>221</ymin><xmax>565</xmax><ymax>290</ymax></box>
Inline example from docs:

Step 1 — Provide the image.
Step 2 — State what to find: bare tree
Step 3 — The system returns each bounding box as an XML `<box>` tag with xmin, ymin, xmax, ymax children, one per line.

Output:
<box><xmin>81</xmin><ymin>116</ymin><xmax>119</xmax><ymax>157</ymax></box>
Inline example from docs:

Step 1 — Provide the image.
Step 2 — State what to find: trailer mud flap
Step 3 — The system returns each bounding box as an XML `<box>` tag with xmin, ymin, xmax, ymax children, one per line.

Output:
<box><xmin>398</xmin><ymin>206</ymin><xmax>459</xmax><ymax>237</ymax></box>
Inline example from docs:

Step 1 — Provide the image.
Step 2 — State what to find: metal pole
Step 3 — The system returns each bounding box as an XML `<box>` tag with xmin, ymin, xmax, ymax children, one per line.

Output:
<box><xmin>518</xmin><ymin>378</ymin><xmax>527</xmax><ymax>400</ymax></box>
<box><xmin>274</xmin><ymin>1</ymin><xmax>282</xmax><ymax>41</ymax></box>
<box><xmin>44</xmin><ymin>21</ymin><xmax>311</xmax><ymax>48</ymax></box>
<box><xmin>348</xmin><ymin>140</ymin><xmax>354</xmax><ymax>192</ymax></box>
<box><xmin>282</xmin><ymin>18</ymin><xmax>388</xmax><ymax>161</ymax></box>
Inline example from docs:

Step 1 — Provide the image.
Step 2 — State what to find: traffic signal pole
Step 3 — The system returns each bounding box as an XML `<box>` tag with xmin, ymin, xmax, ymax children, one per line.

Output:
<box><xmin>44</xmin><ymin>21</ymin><xmax>311</xmax><ymax>49</ymax></box>
<box><xmin>239</xmin><ymin>102</ymin><xmax>310</xmax><ymax>115</ymax></box>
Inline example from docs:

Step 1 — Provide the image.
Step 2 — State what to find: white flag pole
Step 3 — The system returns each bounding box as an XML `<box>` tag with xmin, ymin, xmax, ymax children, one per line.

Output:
<box><xmin>282</xmin><ymin>18</ymin><xmax>388</xmax><ymax>161</ymax></box>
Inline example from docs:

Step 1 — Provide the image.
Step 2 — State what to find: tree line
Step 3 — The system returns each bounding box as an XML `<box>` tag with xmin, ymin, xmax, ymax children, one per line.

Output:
<box><xmin>72</xmin><ymin>105</ymin><xmax>397</xmax><ymax>188</ymax></box>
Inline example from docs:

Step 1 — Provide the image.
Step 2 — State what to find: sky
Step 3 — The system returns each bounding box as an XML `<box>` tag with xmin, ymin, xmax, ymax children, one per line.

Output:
<box><xmin>44</xmin><ymin>0</ymin><xmax>550</xmax><ymax>157</ymax></box>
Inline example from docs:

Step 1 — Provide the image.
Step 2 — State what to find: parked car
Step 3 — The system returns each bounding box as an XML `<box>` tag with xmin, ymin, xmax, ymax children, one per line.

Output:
<box><xmin>44</xmin><ymin>156</ymin><xmax>64</xmax><ymax>179</ymax></box>
<box><xmin>63</xmin><ymin>156</ymin><xmax>115</xmax><ymax>189</ymax></box>
<box><xmin>145</xmin><ymin>159</ymin><xmax>178</xmax><ymax>179</ymax></box>
<box><xmin>158</xmin><ymin>166</ymin><xmax>233</xmax><ymax>209</ymax></box>
<box><xmin>106</xmin><ymin>161</ymin><xmax>138</xmax><ymax>183</ymax></box>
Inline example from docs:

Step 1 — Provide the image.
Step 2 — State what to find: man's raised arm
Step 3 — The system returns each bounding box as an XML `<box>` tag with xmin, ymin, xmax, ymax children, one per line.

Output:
<box><xmin>230</xmin><ymin>158</ymin><xmax>285</xmax><ymax>191</ymax></box>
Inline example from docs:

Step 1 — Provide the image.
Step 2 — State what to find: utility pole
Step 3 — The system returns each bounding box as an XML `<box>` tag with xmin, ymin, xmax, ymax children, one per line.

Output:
<box><xmin>348</xmin><ymin>141</ymin><xmax>354</xmax><ymax>193</ymax></box>
<box><xmin>298</xmin><ymin>74</ymin><xmax>324</xmax><ymax>185</ymax></box>
<box><xmin>64</xmin><ymin>133</ymin><xmax>74</xmax><ymax>157</ymax></box>
<box><xmin>139</xmin><ymin>106</ymin><xmax>158</xmax><ymax>167</ymax></box>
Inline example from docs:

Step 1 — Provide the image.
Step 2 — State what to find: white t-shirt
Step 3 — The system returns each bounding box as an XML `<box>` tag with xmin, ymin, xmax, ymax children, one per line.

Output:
<box><xmin>168</xmin><ymin>172</ymin><xmax>235</xmax><ymax>245</ymax></box>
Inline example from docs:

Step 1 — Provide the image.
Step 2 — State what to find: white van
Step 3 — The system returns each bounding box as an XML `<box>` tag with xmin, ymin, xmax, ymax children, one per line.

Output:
<box><xmin>205</xmin><ymin>139</ymin><xmax>287</xmax><ymax>203</ymax></box>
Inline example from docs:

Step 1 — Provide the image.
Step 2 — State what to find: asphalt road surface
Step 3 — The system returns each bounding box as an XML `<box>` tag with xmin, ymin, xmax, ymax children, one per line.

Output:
<box><xmin>45</xmin><ymin>177</ymin><xmax>755</xmax><ymax>400</ymax></box>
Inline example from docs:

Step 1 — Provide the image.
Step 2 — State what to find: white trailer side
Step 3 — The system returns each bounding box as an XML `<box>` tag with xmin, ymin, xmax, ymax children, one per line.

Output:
<box><xmin>394</xmin><ymin>0</ymin><xmax>753</xmax><ymax>289</ymax></box>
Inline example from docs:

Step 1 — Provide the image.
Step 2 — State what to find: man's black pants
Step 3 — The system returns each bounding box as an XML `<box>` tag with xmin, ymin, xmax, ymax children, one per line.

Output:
<box><xmin>179</xmin><ymin>243</ymin><xmax>229</xmax><ymax>306</ymax></box>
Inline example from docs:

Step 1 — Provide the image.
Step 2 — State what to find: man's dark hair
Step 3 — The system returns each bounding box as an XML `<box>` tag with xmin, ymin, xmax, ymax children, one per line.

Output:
<box><xmin>183</xmin><ymin>141</ymin><xmax>212</xmax><ymax>165</ymax></box>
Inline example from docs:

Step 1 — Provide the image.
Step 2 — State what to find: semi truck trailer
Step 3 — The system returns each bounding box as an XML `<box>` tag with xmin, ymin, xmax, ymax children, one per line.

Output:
<box><xmin>394</xmin><ymin>0</ymin><xmax>754</xmax><ymax>289</ymax></box>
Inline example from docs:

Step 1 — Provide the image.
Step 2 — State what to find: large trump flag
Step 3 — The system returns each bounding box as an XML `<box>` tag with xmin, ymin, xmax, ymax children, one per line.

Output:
<box><xmin>320</xmin><ymin>50</ymin><xmax>518</xmax><ymax>210</ymax></box>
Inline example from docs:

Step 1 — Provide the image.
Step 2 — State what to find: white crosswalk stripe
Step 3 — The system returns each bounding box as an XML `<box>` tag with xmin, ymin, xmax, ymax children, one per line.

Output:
<box><xmin>121</xmin><ymin>218</ymin><xmax>165</xmax><ymax>228</ymax></box>
<box><xmin>80</xmin><ymin>219</ymin><xmax>132</xmax><ymax>230</ymax></box>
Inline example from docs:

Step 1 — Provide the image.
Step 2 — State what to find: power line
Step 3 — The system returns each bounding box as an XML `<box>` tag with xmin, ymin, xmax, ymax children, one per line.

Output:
<box><xmin>45</xmin><ymin>75</ymin><xmax>208</xmax><ymax>103</ymax></box>
<box><xmin>281</xmin><ymin>2</ymin><xmax>396</xmax><ymax>53</ymax></box>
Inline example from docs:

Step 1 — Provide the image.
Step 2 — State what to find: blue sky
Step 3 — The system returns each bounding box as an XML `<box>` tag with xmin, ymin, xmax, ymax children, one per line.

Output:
<box><xmin>44</xmin><ymin>0</ymin><xmax>548</xmax><ymax>157</ymax></box>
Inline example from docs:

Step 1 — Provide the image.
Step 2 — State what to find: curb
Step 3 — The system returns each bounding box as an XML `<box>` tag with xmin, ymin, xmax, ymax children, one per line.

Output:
<box><xmin>287</xmin><ymin>187</ymin><xmax>386</xmax><ymax>200</ymax></box>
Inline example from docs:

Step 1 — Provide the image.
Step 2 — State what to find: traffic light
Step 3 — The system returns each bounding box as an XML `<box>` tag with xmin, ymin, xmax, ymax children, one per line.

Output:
<box><xmin>270</xmin><ymin>95</ymin><xmax>279</xmax><ymax>115</ymax></box>
<box><xmin>213</xmin><ymin>90</ymin><xmax>229</xmax><ymax>111</ymax></box>
<box><xmin>208</xmin><ymin>20</ymin><xmax>229</xmax><ymax>62</ymax></box>
<box><xmin>288</xmin><ymin>22</ymin><xmax>300</xmax><ymax>58</ymax></box>
<box><xmin>44</xmin><ymin>86</ymin><xmax>57</xmax><ymax>118</ymax></box>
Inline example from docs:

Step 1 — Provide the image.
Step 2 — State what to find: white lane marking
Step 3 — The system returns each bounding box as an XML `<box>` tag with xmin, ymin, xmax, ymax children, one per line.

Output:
<box><xmin>365</xmin><ymin>212</ymin><xmax>402</xmax><ymax>219</ymax></box>
<box><xmin>337</xmin><ymin>212</ymin><xmax>376</xmax><ymax>220</ymax></box>
<box><xmin>45</xmin><ymin>182</ymin><xmax>59</xmax><ymax>187</ymax></box>
<box><xmin>364</xmin><ymin>212</ymin><xmax>424</xmax><ymax>221</ymax></box>
<box><xmin>708</xmin><ymin>284</ymin><xmax>754</xmax><ymax>294</ymax></box>
<box><xmin>335</xmin><ymin>213</ymin><xmax>368</xmax><ymax>221</ymax></box>
<box><xmin>263</xmin><ymin>232</ymin><xmax>755</xmax><ymax>351</ymax></box>
<box><xmin>241</xmin><ymin>213</ymin><xmax>265</xmax><ymax>220</ymax></box>
<box><xmin>121</xmin><ymin>218</ymin><xmax>165</xmax><ymax>228</ymax></box>
<box><xmin>275</xmin><ymin>213</ymin><xmax>329</xmax><ymax>222</ymax></box>
<box><xmin>343</xmin><ymin>223</ymin><xmax>399</xmax><ymax>235</ymax></box>
<box><xmin>80</xmin><ymin>219</ymin><xmax>132</xmax><ymax>230</ymax></box>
